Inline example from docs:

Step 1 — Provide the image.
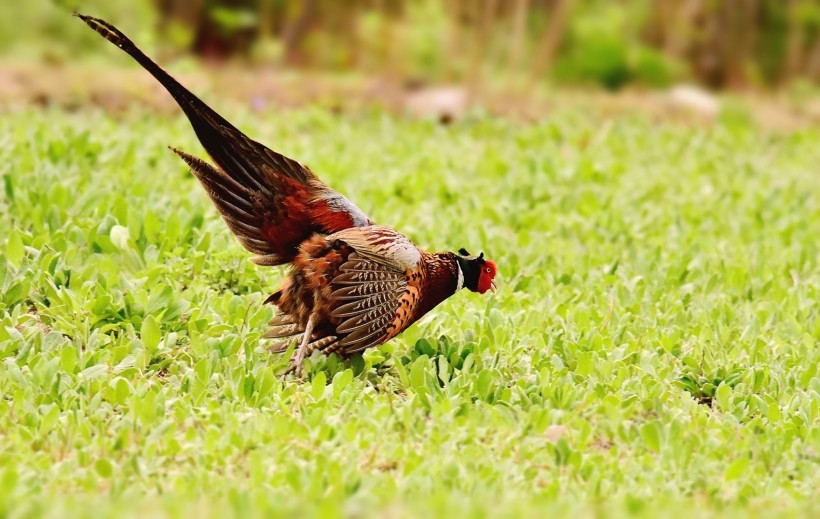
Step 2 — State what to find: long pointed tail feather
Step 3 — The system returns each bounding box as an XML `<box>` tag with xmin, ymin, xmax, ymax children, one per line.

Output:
<box><xmin>75</xmin><ymin>14</ymin><xmax>236</xmax><ymax>134</ymax></box>
<box><xmin>74</xmin><ymin>13</ymin><xmax>312</xmax><ymax>188</ymax></box>
<box><xmin>76</xmin><ymin>14</ymin><xmax>371</xmax><ymax>266</ymax></box>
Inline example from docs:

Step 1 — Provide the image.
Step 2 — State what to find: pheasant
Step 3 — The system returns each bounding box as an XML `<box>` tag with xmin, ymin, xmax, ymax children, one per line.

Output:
<box><xmin>77</xmin><ymin>14</ymin><xmax>497</xmax><ymax>376</ymax></box>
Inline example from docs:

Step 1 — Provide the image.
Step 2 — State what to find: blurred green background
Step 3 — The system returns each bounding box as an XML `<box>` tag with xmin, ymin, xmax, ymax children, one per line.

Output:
<box><xmin>2</xmin><ymin>3</ymin><xmax>820</xmax><ymax>519</ymax></box>
<box><xmin>4</xmin><ymin>0</ymin><xmax>820</xmax><ymax>91</ymax></box>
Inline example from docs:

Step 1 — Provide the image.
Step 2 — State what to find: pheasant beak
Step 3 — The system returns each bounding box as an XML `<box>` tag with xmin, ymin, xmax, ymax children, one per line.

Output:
<box><xmin>490</xmin><ymin>280</ymin><xmax>497</xmax><ymax>293</ymax></box>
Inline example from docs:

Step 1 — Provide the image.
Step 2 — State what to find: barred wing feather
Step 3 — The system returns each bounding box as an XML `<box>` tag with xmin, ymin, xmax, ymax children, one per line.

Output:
<box><xmin>327</xmin><ymin>226</ymin><xmax>421</xmax><ymax>353</ymax></box>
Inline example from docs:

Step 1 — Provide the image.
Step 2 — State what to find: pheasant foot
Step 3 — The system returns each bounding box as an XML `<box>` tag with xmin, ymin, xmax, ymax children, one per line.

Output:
<box><xmin>291</xmin><ymin>314</ymin><xmax>315</xmax><ymax>378</ymax></box>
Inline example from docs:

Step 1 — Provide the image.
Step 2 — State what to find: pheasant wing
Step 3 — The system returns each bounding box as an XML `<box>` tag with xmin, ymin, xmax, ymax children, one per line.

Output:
<box><xmin>77</xmin><ymin>14</ymin><xmax>371</xmax><ymax>265</ymax></box>
<box><xmin>327</xmin><ymin>226</ymin><xmax>421</xmax><ymax>353</ymax></box>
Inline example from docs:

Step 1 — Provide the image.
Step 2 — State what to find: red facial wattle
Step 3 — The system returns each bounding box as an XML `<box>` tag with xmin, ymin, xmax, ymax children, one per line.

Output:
<box><xmin>477</xmin><ymin>260</ymin><xmax>497</xmax><ymax>294</ymax></box>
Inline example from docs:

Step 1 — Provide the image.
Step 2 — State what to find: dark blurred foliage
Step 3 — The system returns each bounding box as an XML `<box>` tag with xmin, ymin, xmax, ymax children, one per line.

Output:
<box><xmin>4</xmin><ymin>0</ymin><xmax>820</xmax><ymax>91</ymax></box>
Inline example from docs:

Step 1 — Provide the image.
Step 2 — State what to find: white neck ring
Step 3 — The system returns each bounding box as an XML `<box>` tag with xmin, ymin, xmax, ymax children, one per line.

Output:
<box><xmin>455</xmin><ymin>261</ymin><xmax>464</xmax><ymax>291</ymax></box>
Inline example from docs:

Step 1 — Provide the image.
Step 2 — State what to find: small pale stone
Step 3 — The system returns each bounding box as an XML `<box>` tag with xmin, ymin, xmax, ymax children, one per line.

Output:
<box><xmin>546</xmin><ymin>425</ymin><xmax>566</xmax><ymax>443</ymax></box>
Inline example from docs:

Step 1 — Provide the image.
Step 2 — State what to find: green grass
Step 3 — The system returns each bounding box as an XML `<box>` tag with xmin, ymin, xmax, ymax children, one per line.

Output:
<box><xmin>0</xmin><ymin>104</ymin><xmax>818</xmax><ymax>519</ymax></box>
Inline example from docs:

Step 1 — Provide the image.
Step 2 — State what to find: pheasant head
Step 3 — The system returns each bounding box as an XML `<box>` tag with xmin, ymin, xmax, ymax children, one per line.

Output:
<box><xmin>456</xmin><ymin>248</ymin><xmax>497</xmax><ymax>294</ymax></box>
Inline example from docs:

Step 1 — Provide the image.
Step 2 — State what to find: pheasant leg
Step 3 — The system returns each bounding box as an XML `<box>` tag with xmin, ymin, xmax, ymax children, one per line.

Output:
<box><xmin>292</xmin><ymin>314</ymin><xmax>315</xmax><ymax>378</ymax></box>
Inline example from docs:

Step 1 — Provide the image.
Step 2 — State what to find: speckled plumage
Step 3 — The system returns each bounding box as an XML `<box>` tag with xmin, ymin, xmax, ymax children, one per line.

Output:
<box><xmin>78</xmin><ymin>13</ymin><xmax>496</xmax><ymax>376</ymax></box>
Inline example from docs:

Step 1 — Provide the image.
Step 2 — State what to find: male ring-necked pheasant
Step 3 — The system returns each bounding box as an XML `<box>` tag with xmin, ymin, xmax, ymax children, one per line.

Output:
<box><xmin>77</xmin><ymin>14</ymin><xmax>497</xmax><ymax>376</ymax></box>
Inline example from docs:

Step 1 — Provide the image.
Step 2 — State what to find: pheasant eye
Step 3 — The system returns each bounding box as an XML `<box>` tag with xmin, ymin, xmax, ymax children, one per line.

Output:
<box><xmin>484</xmin><ymin>267</ymin><xmax>491</xmax><ymax>273</ymax></box>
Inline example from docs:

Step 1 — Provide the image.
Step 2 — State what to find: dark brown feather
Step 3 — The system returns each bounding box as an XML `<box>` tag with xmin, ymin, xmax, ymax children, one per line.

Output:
<box><xmin>77</xmin><ymin>15</ymin><xmax>485</xmax><ymax>368</ymax></box>
<box><xmin>76</xmin><ymin>13</ymin><xmax>371</xmax><ymax>266</ymax></box>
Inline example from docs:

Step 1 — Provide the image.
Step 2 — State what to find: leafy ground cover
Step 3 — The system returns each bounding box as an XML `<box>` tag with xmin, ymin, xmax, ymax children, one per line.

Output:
<box><xmin>0</xmin><ymin>104</ymin><xmax>818</xmax><ymax>518</ymax></box>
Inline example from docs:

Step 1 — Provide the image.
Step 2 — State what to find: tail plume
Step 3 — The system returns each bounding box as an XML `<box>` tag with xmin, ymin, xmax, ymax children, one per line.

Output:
<box><xmin>74</xmin><ymin>13</ymin><xmax>312</xmax><ymax>187</ymax></box>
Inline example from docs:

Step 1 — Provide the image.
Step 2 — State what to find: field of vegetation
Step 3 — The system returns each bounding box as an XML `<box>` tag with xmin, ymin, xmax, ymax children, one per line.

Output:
<box><xmin>0</xmin><ymin>101</ymin><xmax>818</xmax><ymax>518</ymax></box>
